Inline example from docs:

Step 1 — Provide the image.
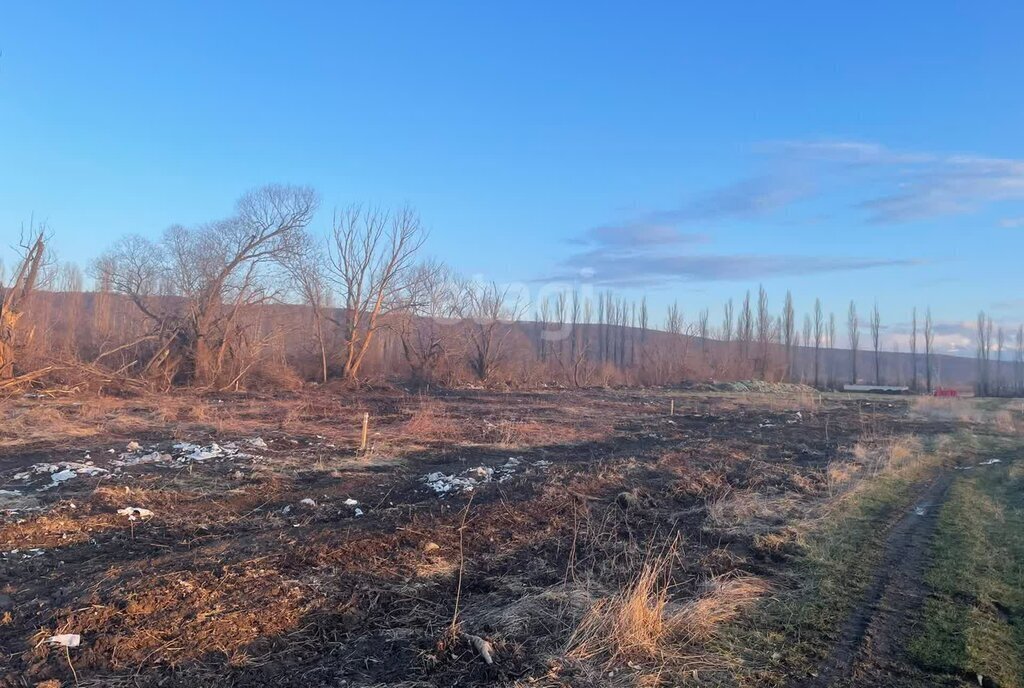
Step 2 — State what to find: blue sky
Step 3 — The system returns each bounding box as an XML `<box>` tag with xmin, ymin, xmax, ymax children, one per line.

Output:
<box><xmin>2</xmin><ymin>2</ymin><xmax>1022</xmax><ymax>352</ymax></box>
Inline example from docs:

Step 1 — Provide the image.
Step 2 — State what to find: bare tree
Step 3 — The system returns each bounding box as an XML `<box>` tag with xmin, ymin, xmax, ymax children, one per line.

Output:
<box><xmin>813</xmin><ymin>298</ymin><xmax>824</xmax><ymax>388</ymax></box>
<box><xmin>909</xmin><ymin>307</ymin><xmax>918</xmax><ymax>391</ymax></box>
<box><xmin>848</xmin><ymin>301</ymin><xmax>859</xmax><ymax>383</ymax></box>
<box><xmin>0</xmin><ymin>229</ymin><xmax>47</xmax><ymax>378</ymax></box>
<box><xmin>996</xmin><ymin>325</ymin><xmax>1006</xmax><ymax>396</ymax></box>
<box><xmin>756</xmin><ymin>285</ymin><xmax>772</xmax><ymax>379</ymax></box>
<box><xmin>326</xmin><ymin>205</ymin><xmax>426</xmax><ymax>382</ymax></box>
<box><xmin>827</xmin><ymin>311</ymin><xmax>836</xmax><ymax>387</ymax></box>
<box><xmin>395</xmin><ymin>261</ymin><xmax>461</xmax><ymax>385</ymax></box>
<box><xmin>782</xmin><ymin>291</ymin><xmax>795</xmax><ymax>382</ymax></box>
<box><xmin>802</xmin><ymin>314</ymin><xmax>812</xmax><ymax>384</ymax></box>
<box><xmin>457</xmin><ymin>281</ymin><xmax>526</xmax><ymax>382</ymax></box>
<box><xmin>737</xmin><ymin>290</ymin><xmax>753</xmax><ymax>366</ymax></box>
<box><xmin>283</xmin><ymin>231</ymin><xmax>333</xmax><ymax>383</ymax></box>
<box><xmin>870</xmin><ymin>302</ymin><xmax>882</xmax><ymax>384</ymax></box>
<box><xmin>1015</xmin><ymin>325</ymin><xmax>1024</xmax><ymax>396</ymax></box>
<box><xmin>976</xmin><ymin>311</ymin><xmax>992</xmax><ymax>396</ymax></box>
<box><xmin>100</xmin><ymin>185</ymin><xmax>318</xmax><ymax>387</ymax></box>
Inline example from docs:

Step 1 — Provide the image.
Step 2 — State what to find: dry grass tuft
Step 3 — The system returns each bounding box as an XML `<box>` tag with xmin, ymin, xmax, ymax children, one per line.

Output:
<box><xmin>566</xmin><ymin>555</ymin><xmax>675</xmax><ymax>665</ymax></box>
<box><xmin>851</xmin><ymin>434</ymin><xmax>923</xmax><ymax>475</ymax></box>
<box><xmin>402</xmin><ymin>399</ymin><xmax>462</xmax><ymax>443</ymax></box>
<box><xmin>673</xmin><ymin>575</ymin><xmax>773</xmax><ymax>644</ymax></box>
<box><xmin>566</xmin><ymin>551</ymin><xmax>771</xmax><ymax>669</ymax></box>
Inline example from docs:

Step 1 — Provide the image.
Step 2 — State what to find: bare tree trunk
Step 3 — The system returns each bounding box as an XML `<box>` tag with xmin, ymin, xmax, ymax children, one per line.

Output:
<box><xmin>0</xmin><ymin>231</ymin><xmax>46</xmax><ymax>379</ymax></box>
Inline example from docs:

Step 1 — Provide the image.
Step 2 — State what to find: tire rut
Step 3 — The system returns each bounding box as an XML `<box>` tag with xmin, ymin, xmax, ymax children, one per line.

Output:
<box><xmin>801</xmin><ymin>470</ymin><xmax>955</xmax><ymax>688</ymax></box>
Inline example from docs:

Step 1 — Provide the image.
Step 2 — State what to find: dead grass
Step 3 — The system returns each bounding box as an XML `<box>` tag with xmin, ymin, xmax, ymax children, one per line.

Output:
<box><xmin>566</xmin><ymin>549</ymin><xmax>771</xmax><ymax>670</ymax></box>
<box><xmin>401</xmin><ymin>399</ymin><xmax>462</xmax><ymax>443</ymax></box>
<box><xmin>851</xmin><ymin>434</ymin><xmax>924</xmax><ymax>475</ymax></box>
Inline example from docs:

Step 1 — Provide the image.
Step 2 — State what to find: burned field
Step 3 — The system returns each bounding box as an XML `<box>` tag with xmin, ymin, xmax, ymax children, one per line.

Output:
<box><xmin>0</xmin><ymin>389</ymin><xmax>1015</xmax><ymax>687</ymax></box>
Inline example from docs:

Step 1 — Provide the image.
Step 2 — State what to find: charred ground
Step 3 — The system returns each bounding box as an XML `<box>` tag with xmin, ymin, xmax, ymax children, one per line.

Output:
<box><xmin>0</xmin><ymin>388</ymin><xmax>1019</xmax><ymax>687</ymax></box>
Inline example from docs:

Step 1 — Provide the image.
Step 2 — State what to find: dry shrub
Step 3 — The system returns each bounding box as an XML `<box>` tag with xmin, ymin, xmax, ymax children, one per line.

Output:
<box><xmin>244</xmin><ymin>360</ymin><xmax>303</xmax><ymax>391</ymax></box>
<box><xmin>567</xmin><ymin>552</ymin><xmax>770</xmax><ymax>669</ymax></box>
<box><xmin>481</xmin><ymin>417</ymin><xmax>525</xmax><ymax>446</ymax></box>
<box><xmin>403</xmin><ymin>399</ymin><xmax>461</xmax><ymax>442</ymax></box>
<box><xmin>851</xmin><ymin>434</ymin><xmax>922</xmax><ymax>475</ymax></box>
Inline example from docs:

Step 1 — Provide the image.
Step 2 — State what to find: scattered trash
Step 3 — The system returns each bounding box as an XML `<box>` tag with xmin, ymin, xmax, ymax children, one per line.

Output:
<box><xmin>112</xmin><ymin>451</ymin><xmax>172</xmax><ymax>467</ymax></box>
<box><xmin>49</xmin><ymin>469</ymin><xmax>76</xmax><ymax>484</ymax></box>
<box><xmin>423</xmin><ymin>471</ymin><xmax>480</xmax><ymax>494</ymax></box>
<box><xmin>463</xmin><ymin>633</ymin><xmax>495</xmax><ymax>665</ymax></box>
<box><xmin>117</xmin><ymin>507</ymin><xmax>154</xmax><ymax>521</ymax></box>
<box><xmin>300</xmin><ymin>498</ymin><xmax>317</xmax><ymax>507</ymax></box>
<box><xmin>45</xmin><ymin>634</ymin><xmax>81</xmax><ymax>648</ymax></box>
<box><xmin>344</xmin><ymin>498</ymin><xmax>359</xmax><ymax>506</ymax></box>
<box><xmin>423</xmin><ymin>457</ymin><xmax>548</xmax><ymax>495</ymax></box>
<box><xmin>914</xmin><ymin>506</ymin><xmax>927</xmax><ymax>516</ymax></box>
<box><xmin>979</xmin><ymin>458</ymin><xmax>1001</xmax><ymax>466</ymax></box>
<box><xmin>126</xmin><ymin>441</ymin><xmax>142</xmax><ymax>452</ymax></box>
<box><xmin>354</xmin><ymin>508</ymin><xmax>364</xmax><ymax>517</ymax></box>
<box><xmin>246</xmin><ymin>437</ymin><xmax>269</xmax><ymax>449</ymax></box>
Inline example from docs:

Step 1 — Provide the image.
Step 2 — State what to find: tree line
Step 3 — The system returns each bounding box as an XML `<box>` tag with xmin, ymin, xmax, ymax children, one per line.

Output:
<box><xmin>1</xmin><ymin>185</ymin><xmax>1022</xmax><ymax>395</ymax></box>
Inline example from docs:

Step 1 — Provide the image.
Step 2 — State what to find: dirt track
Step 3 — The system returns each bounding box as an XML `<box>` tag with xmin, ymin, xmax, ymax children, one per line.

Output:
<box><xmin>803</xmin><ymin>470</ymin><xmax>956</xmax><ymax>688</ymax></box>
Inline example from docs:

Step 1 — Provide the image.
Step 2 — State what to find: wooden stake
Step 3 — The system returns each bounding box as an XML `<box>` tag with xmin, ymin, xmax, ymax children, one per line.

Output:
<box><xmin>670</xmin><ymin>399</ymin><xmax>675</xmax><ymax>416</ymax></box>
<box><xmin>359</xmin><ymin>412</ymin><xmax>369</xmax><ymax>453</ymax></box>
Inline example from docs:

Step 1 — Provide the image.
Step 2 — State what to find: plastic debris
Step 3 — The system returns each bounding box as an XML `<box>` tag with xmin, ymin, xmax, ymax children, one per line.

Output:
<box><xmin>344</xmin><ymin>498</ymin><xmax>359</xmax><ymax>506</ymax></box>
<box><xmin>463</xmin><ymin>633</ymin><xmax>495</xmax><ymax>665</ymax></box>
<box><xmin>246</xmin><ymin>437</ymin><xmax>269</xmax><ymax>449</ymax></box>
<box><xmin>49</xmin><ymin>469</ymin><xmax>77</xmax><ymax>484</ymax></box>
<box><xmin>112</xmin><ymin>451</ymin><xmax>171</xmax><ymax>467</ymax></box>
<box><xmin>354</xmin><ymin>507</ymin><xmax>364</xmax><ymax>517</ymax></box>
<box><xmin>300</xmin><ymin>498</ymin><xmax>317</xmax><ymax>507</ymax></box>
<box><xmin>979</xmin><ymin>458</ymin><xmax>1001</xmax><ymax>466</ymax></box>
<box><xmin>126</xmin><ymin>441</ymin><xmax>142</xmax><ymax>452</ymax></box>
<box><xmin>117</xmin><ymin>507</ymin><xmax>154</xmax><ymax>521</ymax></box>
<box><xmin>46</xmin><ymin>634</ymin><xmax>81</xmax><ymax>648</ymax></box>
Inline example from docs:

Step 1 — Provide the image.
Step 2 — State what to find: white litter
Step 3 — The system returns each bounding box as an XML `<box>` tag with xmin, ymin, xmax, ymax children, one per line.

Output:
<box><xmin>117</xmin><ymin>507</ymin><xmax>155</xmax><ymax>521</ymax></box>
<box><xmin>463</xmin><ymin>633</ymin><xmax>495</xmax><ymax>665</ymax></box>
<box><xmin>300</xmin><ymin>498</ymin><xmax>317</xmax><ymax>507</ymax></box>
<box><xmin>112</xmin><ymin>451</ymin><xmax>171</xmax><ymax>467</ymax></box>
<box><xmin>246</xmin><ymin>437</ymin><xmax>269</xmax><ymax>449</ymax></box>
<box><xmin>354</xmin><ymin>508</ymin><xmax>364</xmax><ymax>517</ymax></box>
<box><xmin>344</xmin><ymin>498</ymin><xmax>359</xmax><ymax>506</ymax></box>
<box><xmin>423</xmin><ymin>471</ymin><xmax>482</xmax><ymax>494</ymax></box>
<box><xmin>45</xmin><ymin>634</ymin><xmax>81</xmax><ymax>648</ymax></box>
<box><xmin>49</xmin><ymin>469</ymin><xmax>77</xmax><ymax>484</ymax></box>
<box><xmin>979</xmin><ymin>458</ymin><xmax>1001</xmax><ymax>466</ymax></box>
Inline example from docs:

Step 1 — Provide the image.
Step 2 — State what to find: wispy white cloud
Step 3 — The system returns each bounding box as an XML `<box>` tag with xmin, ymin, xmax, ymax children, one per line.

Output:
<box><xmin>628</xmin><ymin>139</ymin><xmax>1024</xmax><ymax>225</ymax></box>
